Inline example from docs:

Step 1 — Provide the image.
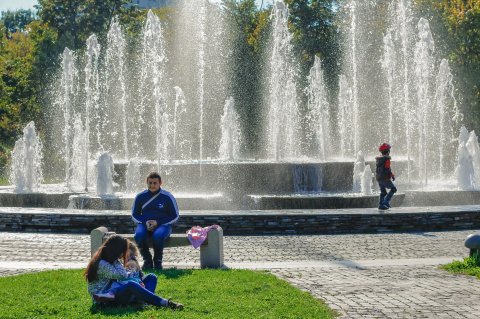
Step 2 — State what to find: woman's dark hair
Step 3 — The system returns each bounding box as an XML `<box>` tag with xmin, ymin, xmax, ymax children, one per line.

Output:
<box><xmin>84</xmin><ymin>235</ymin><xmax>128</xmax><ymax>282</ymax></box>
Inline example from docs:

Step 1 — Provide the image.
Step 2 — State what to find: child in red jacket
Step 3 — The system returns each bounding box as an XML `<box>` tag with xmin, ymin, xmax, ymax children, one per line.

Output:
<box><xmin>375</xmin><ymin>143</ymin><xmax>397</xmax><ymax>210</ymax></box>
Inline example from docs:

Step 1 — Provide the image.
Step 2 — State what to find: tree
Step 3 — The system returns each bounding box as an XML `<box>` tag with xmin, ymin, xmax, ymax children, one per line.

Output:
<box><xmin>36</xmin><ymin>0</ymin><xmax>134</xmax><ymax>50</ymax></box>
<box><xmin>1</xmin><ymin>9</ymin><xmax>36</xmax><ymax>36</ymax></box>
<box><xmin>285</xmin><ymin>0</ymin><xmax>340</xmax><ymax>91</ymax></box>
<box><xmin>0</xmin><ymin>28</ymin><xmax>36</xmax><ymax>145</ymax></box>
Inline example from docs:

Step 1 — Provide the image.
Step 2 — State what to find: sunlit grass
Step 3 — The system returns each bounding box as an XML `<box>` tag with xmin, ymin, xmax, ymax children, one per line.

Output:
<box><xmin>441</xmin><ymin>253</ymin><xmax>480</xmax><ymax>279</ymax></box>
<box><xmin>0</xmin><ymin>268</ymin><xmax>336</xmax><ymax>319</ymax></box>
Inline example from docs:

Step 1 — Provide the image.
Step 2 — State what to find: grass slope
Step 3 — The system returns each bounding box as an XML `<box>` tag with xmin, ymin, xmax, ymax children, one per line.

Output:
<box><xmin>0</xmin><ymin>268</ymin><xmax>335</xmax><ymax>319</ymax></box>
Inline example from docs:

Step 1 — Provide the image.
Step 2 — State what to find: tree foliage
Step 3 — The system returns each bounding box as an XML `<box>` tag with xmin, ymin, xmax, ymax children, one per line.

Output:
<box><xmin>36</xmin><ymin>0</ymin><xmax>134</xmax><ymax>50</ymax></box>
<box><xmin>0</xmin><ymin>9</ymin><xmax>36</xmax><ymax>35</ymax></box>
<box><xmin>286</xmin><ymin>0</ymin><xmax>339</xmax><ymax>90</ymax></box>
<box><xmin>221</xmin><ymin>0</ymin><xmax>271</xmax><ymax>155</ymax></box>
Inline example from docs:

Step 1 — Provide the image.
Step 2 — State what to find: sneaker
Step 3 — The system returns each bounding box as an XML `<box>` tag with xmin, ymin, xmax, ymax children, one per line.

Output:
<box><xmin>167</xmin><ymin>299</ymin><xmax>184</xmax><ymax>310</ymax></box>
<box><xmin>93</xmin><ymin>292</ymin><xmax>115</xmax><ymax>303</ymax></box>
<box><xmin>142</xmin><ymin>261</ymin><xmax>153</xmax><ymax>271</ymax></box>
<box><xmin>378</xmin><ymin>205</ymin><xmax>389</xmax><ymax>211</ymax></box>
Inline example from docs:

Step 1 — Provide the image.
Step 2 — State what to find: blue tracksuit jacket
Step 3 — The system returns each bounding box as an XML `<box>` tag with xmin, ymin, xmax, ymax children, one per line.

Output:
<box><xmin>131</xmin><ymin>189</ymin><xmax>179</xmax><ymax>226</ymax></box>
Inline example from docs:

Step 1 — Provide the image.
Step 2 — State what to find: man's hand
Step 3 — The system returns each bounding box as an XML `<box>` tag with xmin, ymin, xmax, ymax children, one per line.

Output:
<box><xmin>146</xmin><ymin>220</ymin><xmax>158</xmax><ymax>232</ymax></box>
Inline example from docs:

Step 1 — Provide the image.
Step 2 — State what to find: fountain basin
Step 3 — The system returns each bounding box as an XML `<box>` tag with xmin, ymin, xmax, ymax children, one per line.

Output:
<box><xmin>114</xmin><ymin>160</ymin><xmax>412</xmax><ymax>196</ymax></box>
<box><xmin>245</xmin><ymin>193</ymin><xmax>405</xmax><ymax>209</ymax></box>
<box><xmin>0</xmin><ymin>186</ymin><xmax>79</xmax><ymax>208</ymax></box>
<box><xmin>68</xmin><ymin>193</ymin><xmax>231</xmax><ymax>210</ymax></box>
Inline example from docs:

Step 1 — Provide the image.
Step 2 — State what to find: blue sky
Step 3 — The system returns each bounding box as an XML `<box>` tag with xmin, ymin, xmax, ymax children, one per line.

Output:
<box><xmin>0</xmin><ymin>0</ymin><xmax>38</xmax><ymax>12</ymax></box>
<box><xmin>0</xmin><ymin>0</ymin><xmax>272</xmax><ymax>13</ymax></box>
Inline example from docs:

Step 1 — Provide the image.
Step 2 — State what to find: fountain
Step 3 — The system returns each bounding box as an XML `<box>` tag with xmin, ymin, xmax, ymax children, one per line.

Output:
<box><xmin>219</xmin><ymin>97</ymin><xmax>241</xmax><ymax>161</ymax></box>
<box><xmin>105</xmin><ymin>18</ymin><xmax>129</xmax><ymax>159</ymax></box>
<box><xmin>352</xmin><ymin>152</ymin><xmax>365</xmax><ymax>193</ymax></box>
<box><xmin>9</xmin><ymin>122</ymin><xmax>43</xmax><ymax>193</ymax></box>
<box><xmin>456</xmin><ymin>145</ymin><xmax>475</xmax><ymax>190</ymax></box>
<box><xmin>125</xmin><ymin>158</ymin><xmax>143</xmax><ymax>194</ymax></box>
<box><xmin>306</xmin><ymin>56</ymin><xmax>331</xmax><ymax>161</ymax></box>
<box><xmin>466</xmin><ymin>131</ymin><xmax>480</xmax><ymax>188</ymax></box>
<box><xmin>266</xmin><ymin>0</ymin><xmax>300</xmax><ymax>160</ymax></box>
<box><xmin>361</xmin><ymin>165</ymin><xmax>373</xmax><ymax>196</ymax></box>
<box><xmin>96</xmin><ymin>153</ymin><xmax>115</xmax><ymax>196</ymax></box>
<box><xmin>2</xmin><ymin>0</ymin><xmax>478</xmax><ymax>215</ymax></box>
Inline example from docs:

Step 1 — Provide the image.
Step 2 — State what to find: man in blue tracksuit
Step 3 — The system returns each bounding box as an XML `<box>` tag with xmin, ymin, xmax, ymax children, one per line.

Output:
<box><xmin>132</xmin><ymin>172</ymin><xmax>179</xmax><ymax>270</ymax></box>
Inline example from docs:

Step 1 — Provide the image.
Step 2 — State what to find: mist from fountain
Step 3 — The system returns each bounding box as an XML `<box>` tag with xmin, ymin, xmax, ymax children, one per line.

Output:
<box><xmin>340</xmin><ymin>0</ymin><xmax>461</xmax><ymax>188</ymax></box>
<box><xmin>173</xmin><ymin>86</ymin><xmax>187</xmax><ymax>159</ymax></box>
<box><xmin>466</xmin><ymin>131</ymin><xmax>480</xmax><ymax>188</ymax></box>
<box><xmin>96</xmin><ymin>153</ymin><xmax>115</xmax><ymax>196</ymax></box>
<box><xmin>456</xmin><ymin>127</ymin><xmax>476</xmax><ymax>190</ymax></box>
<box><xmin>70</xmin><ymin>115</ymin><xmax>89</xmax><ymax>191</ymax></box>
<box><xmin>349</xmin><ymin>1</ymin><xmax>359</xmax><ymax>155</ymax></box>
<box><xmin>219</xmin><ymin>97</ymin><xmax>241</xmax><ymax>161</ymax></box>
<box><xmin>414</xmin><ymin>18</ymin><xmax>435</xmax><ymax>186</ymax></box>
<box><xmin>45</xmin><ymin>3</ymin><xmax>229</xmax><ymax>185</ymax></box>
<box><xmin>197</xmin><ymin>0</ymin><xmax>207</xmax><ymax>165</ymax></box>
<box><xmin>381</xmin><ymin>30</ymin><xmax>395</xmax><ymax>143</ymax></box>
<box><xmin>25</xmin><ymin>1</ymin><xmax>465</xmax><ymax>200</ymax></box>
<box><xmin>9</xmin><ymin>122</ymin><xmax>43</xmax><ymax>193</ymax></box>
<box><xmin>434</xmin><ymin>59</ymin><xmax>460</xmax><ymax>179</ymax></box>
<box><xmin>306</xmin><ymin>56</ymin><xmax>331</xmax><ymax>161</ymax></box>
<box><xmin>84</xmin><ymin>34</ymin><xmax>101</xmax><ymax>191</ymax></box>
<box><xmin>352</xmin><ymin>151</ymin><xmax>365</xmax><ymax>193</ymax></box>
<box><xmin>105</xmin><ymin>18</ymin><xmax>129</xmax><ymax>159</ymax></box>
<box><xmin>59</xmin><ymin>48</ymin><xmax>77</xmax><ymax>187</ymax></box>
<box><xmin>396</xmin><ymin>0</ymin><xmax>413</xmax><ymax>183</ymax></box>
<box><xmin>361</xmin><ymin>165</ymin><xmax>373</xmax><ymax>195</ymax></box>
<box><xmin>337</xmin><ymin>74</ymin><xmax>353</xmax><ymax>158</ymax></box>
<box><xmin>126</xmin><ymin>158</ymin><xmax>143</xmax><ymax>194</ymax></box>
<box><xmin>266</xmin><ymin>0</ymin><xmax>300</xmax><ymax>161</ymax></box>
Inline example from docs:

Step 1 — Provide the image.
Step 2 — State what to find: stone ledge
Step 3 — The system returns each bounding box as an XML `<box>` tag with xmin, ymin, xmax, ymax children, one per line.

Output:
<box><xmin>1</xmin><ymin>206</ymin><xmax>480</xmax><ymax>235</ymax></box>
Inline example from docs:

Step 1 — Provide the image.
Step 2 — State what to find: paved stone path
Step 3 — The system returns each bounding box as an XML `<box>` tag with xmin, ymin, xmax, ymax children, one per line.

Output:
<box><xmin>1</xmin><ymin>229</ymin><xmax>479</xmax><ymax>318</ymax></box>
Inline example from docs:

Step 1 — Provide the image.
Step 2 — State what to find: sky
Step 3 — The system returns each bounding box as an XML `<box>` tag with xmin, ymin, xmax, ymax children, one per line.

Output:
<box><xmin>0</xmin><ymin>0</ymin><xmax>38</xmax><ymax>12</ymax></box>
<box><xmin>0</xmin><ymin>0</ymin><xmax>272</xmax><ymax>13</ymax></box>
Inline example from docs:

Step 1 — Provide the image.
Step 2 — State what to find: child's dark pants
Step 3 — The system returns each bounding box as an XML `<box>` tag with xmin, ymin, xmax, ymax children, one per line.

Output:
<box><xmin>378</xmin><ymin>180</ymin><xmax>397</xmax><ymax>206</ymax></box>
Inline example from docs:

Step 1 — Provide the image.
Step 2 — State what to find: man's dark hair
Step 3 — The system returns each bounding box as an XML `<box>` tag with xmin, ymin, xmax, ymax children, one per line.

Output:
<box><xmin>147</xmin><ymin>172</ymin><xmax>162</xmax><ymax>181</ymax></box>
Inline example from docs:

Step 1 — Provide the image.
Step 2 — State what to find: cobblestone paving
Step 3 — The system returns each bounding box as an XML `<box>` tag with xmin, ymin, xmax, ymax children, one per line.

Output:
<box><xmin>0</xmin><ymin>229</ymin><xmax>479</xmax><ymax>318</ymax></box>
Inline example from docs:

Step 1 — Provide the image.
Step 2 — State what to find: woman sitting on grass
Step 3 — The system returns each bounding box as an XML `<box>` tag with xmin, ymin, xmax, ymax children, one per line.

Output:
<box><xmin>84</xmin><ymin>234</ymin><xmax>183</xmax><ymax>310</ymax></box>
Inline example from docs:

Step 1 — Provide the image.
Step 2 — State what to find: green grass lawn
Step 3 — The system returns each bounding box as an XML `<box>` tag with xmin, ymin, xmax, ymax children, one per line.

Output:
<box><xmin>0</xmin><ymin>268</ymin><xmax>336</xmax><ymax>319</ymax></box>
<box><xmin>441</xmin><ymin>254</ymin><xmax>480</xmax><ymax>279</ymax></box>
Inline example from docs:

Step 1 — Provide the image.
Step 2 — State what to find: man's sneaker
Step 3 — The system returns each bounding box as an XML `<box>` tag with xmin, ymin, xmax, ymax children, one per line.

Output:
<box><xmin>378</xmin><ymin>205</ymin><xmax>389</xmax><ymax>211</ymax></box>
<box><xmin>167</xmin><ymin>299</ymin><xmax>184</xmax><ymax>310</ymax></box>
<box><xmin>93</xmin><ymin>292</ymin><xmax>115</xmax><ymax>303</ymax></box>
<box><xmin>142</xmin><ymin>261</ymin><xmax>153</xmax><ymax>271</ymax></box>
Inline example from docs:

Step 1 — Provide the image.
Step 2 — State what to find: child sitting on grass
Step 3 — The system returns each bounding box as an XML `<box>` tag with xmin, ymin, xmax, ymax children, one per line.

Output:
<box><xmin>86</xmin><ymin>235</ymin><xmax>183</xmax><ymax>310</ymax></box>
